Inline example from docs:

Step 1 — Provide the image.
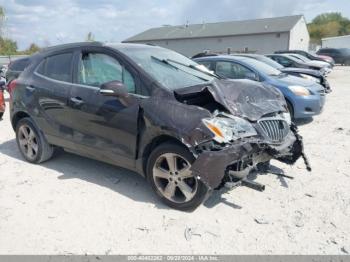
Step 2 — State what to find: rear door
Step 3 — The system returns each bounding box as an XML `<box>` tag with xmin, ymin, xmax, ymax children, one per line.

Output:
<box><xmin>31</xmin><ymin>52</ymin><xmax>74</xmax><ymax>144</ymax></box>
<box><xmin>67</xmin><ymin>47</ymin><xmax>142</xmax><ymax>168</ymax></box>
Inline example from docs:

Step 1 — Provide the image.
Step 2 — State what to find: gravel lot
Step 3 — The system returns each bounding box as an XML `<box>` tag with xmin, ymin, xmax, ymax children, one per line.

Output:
<box><xmin>0</xmin><ymin>67</ymin><xmax>349</xmax><ymax>255</ymax></box>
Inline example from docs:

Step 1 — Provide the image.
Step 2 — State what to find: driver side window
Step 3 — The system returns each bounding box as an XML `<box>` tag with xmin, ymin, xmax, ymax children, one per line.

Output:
<box><xmin>78</xmin><ymin>53</ymin><xmax>136</xmax><ymax>93</ymax></box>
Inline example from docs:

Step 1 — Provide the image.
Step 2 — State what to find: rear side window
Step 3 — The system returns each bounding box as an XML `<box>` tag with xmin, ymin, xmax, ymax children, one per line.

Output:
<box><xmin>38</xmin><ymin>53</ymin><xmax>73</xmax><ymax>82</ymax></box>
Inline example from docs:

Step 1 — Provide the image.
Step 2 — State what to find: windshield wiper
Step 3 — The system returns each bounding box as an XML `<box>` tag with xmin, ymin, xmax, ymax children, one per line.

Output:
<box><xmin>151</xmin><ymin>56</ymin><xmax>209</xmax><ymax>81</ymax></box>
<box><xmin>166</xmin><ymin>58</ymin><xmax>224</xmax><ymax>79</ymax></box>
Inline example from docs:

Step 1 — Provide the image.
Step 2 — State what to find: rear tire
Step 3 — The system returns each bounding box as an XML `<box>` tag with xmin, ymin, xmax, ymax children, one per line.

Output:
<box><xmin>15</xmin><ymin>117</ymin><xmax>54</xmax><ymax>164</ymax></box>
<box><xmin>146</xmin><ymin>142</ymin><xmax>209</xmax><ymax>211</ymax></box>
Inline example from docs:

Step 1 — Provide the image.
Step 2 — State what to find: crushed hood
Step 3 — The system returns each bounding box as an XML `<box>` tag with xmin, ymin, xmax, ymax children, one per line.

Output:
<box><xmin>281</xmin><ymin>67</ymin><xmax>322</xmax><ymax>77</ymax></box>
<box><xmin>174</xmin><ymin>79</ymin><xmax>287</xmax><ymax>122</ymax></box>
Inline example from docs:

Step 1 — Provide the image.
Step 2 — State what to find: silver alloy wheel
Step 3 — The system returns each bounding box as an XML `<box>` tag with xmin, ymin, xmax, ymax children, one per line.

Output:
<box><xmin>152</xmin><ymin>153</ymin><xmax>198</xmax><ymax>203</ymax></box>
<box><xmin>18</xmin><ymin>124</ymin><xmax>39</xmax><ymax>161</ymax></box>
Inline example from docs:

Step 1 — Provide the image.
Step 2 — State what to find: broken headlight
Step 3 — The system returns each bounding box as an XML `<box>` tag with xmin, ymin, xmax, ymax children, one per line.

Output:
<box><xmin>281</xmin><ymin>112</ymin><xmax>292</xmax><ymax>125</ymax></box>
<box><xmin>203</xmin><ymin>116</ymin><xmax>257</xmax><ymax>143</ymax></box>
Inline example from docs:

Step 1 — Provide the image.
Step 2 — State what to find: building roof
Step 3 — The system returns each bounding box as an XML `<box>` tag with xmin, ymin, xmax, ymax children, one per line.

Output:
<box><xmin>124</xmin><ymin>15</ymin><xmax>304</xmax><ymax>42</ymax></box>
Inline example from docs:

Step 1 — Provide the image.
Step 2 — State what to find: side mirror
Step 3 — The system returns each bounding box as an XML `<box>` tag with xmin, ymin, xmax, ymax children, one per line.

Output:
<box><xmin>99</xmin><ymin>80</ymin><xmax>128</xmax><ymax>98</ymax></box>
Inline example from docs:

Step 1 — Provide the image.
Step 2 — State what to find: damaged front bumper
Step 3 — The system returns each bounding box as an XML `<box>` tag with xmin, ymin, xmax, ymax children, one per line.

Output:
<box><xmin>190</xmin><ymin>124</ymin><xmax>310</xmax><ymax>190</ymax></box>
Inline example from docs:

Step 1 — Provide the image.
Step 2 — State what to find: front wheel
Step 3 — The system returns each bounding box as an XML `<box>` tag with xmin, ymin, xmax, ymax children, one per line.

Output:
<box><xmin>146</xmin><ymin>142</ymin><xmax>209</xmax><ymax>211</ymax></box>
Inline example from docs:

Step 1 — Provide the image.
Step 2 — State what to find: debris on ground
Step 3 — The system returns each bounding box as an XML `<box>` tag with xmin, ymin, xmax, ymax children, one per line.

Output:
<box><xmin>305</xmin><ymin>193</ymin><xmax>314</xmax><ymax>198</ymax></box>
<box><xmin>136</xmin><ymin>227</ymin><xmax>149</xmax><ymax>233</ymax></box>
<box><xmin>294</xmin><ymin>211</ymin><xmax>304</xmax><ymax>228</ymax></box>
<box><xmin>254</xmin><ymin>217</ymin><xmax>269</xmax><ymax>225</ymax></box>
<box><xmin>205</xmin><ymin>231</ymin><xmax>220</xmax><ymax>237</ymax></box>
<box><xmin>341</xmin><ymin>247</ymin><xmax>349</xmax><ymax>254</ymax></box>
<box><xmin>184</xmin><ymin>226</ymin><xmax>202</xmax><ymax>241</ymax></box>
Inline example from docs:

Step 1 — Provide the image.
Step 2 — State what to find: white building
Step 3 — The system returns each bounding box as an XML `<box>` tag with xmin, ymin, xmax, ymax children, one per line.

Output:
<box><xmin>322</xmin><ymin>35</ymin><xmax>350</xmax><ymax>48</ymax></box>
<box><xmin>124</xmin><ymin>15</ymin><xmax>310</xmax><ymax>57</ymax></box>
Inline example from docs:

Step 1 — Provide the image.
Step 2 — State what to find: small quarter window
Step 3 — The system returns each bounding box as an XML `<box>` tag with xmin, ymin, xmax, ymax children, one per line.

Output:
<box><xmin>46</xmin><ymin>53</ymin><xmax>73</xmax><ymax>82</ymax></box>
<box><xmin>38</xmin><ymin>53</ymin><xmax>73</xmax><ymax>82</ymax></box>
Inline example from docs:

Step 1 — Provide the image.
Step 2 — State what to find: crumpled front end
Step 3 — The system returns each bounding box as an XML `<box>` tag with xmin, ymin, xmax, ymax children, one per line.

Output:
<box><xmin>141</xmin><ymin>79</ymin><xmax>310</xmax><ymax>191</ymax></box>
<box><xmin>189</xmin><ymin>118</ymin><xmax>310</xmax><ymax>190</ymax></box>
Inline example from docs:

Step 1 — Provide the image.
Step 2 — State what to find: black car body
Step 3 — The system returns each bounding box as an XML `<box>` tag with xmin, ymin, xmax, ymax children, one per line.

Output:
<box><xmin>9</xmin><ymin>42</ymin><xmax>309</xmax><ymax>210</ymax></box>
<box><xmin>275</xmin><ymin>50</ymin><xmax>334</xmax><ymax>66</ymax></box>
<box><xmin>316</xmin><ymin>48</ymin><xmax>350</xmax><ymax>65</ymax></box>
<box><xmin>233</xmin><ymin>54</ymin><xmax>331</xmax><ymax>92</ymax></box>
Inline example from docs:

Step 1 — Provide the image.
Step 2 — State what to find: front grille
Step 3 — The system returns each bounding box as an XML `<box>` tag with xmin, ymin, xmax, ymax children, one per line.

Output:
<box><xmin>258</xmin><ymin>118</ymin><xmax>289</xmax><ymax>143</ymax></box>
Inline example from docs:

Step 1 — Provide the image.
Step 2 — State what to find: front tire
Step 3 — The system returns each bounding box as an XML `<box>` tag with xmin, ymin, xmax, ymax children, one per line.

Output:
<box><xmin>146</xmin><ymin>142</ymin><xmax>209</xmax><ymax>211</ymax></box>
<box><xmin>286</xmin><ymin>100</ymin><xmax>295</xmax><ymax>120</ymax></box>
<box><xmin>16</xmin><ymin>117</ymin><xmax>54</xmax><ymax>163</ymax></box>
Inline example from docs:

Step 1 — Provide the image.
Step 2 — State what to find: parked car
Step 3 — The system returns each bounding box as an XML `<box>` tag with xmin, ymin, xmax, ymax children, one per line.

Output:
<box><xmin>5</xmin><ymin>57</ymin><xmax>31</xmax><ymax>89</ymax></box>
<box><xmin>0</xmin><ymin>80</ymin><xmax>5</xmax><ymax>119</ymax></box>
<box><xmin>233</xmin><ymin>54</ymin><xmax>331</xmax><ymax>93</ymax></box>
<box><xmin>9</xmin><ymin>42</ymin><xmax>309</xmax><ymax>210</ymax></box>
<box><xmin>194</xmin><ymin>55</ymin><xmax>326</xmax><ymax>120</ymax></box>
<box><xmin>267</xmin><ymin>54</ymin><xmax>329</xmax><ymax>74</ymax></box>
<box><xmin>0</xmin><ymin>67</ymin><xmax>6</xmax><ymax>119</ymax></box>
<box><xmin>316</xmin><ymin>55</ymin><xmax>335</xmax><ymax>65</ymax></box>
<box><xmin>286</xmin><ymin>53</ymin><xmax>333</xmax><ymax>73</ymax></box>
<box><xmin>316</xmin><ymin>48</ymin><xmax>350</xmax><ymax>65</ymax></box>
<box><xmin>275</xmin><ymin>50</ymin><xmax>335</xmax><ymax>66</ymax></box>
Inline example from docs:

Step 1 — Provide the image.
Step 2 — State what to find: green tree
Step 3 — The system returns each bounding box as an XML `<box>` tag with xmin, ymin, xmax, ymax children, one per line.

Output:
<box><xmin>0</xmin><ymin>6</ymin><xmax>5</xmax><ymax>36</ymax></box>
<box><xmin>0</xmin><ymin>37</ymin><xmax>18</xmax><ymax>55</ymax></box>
<box><xmin>25</xmin><ymin>43</ymin><xmax>41</xmax><ymax>54</ymax></box>
<box><xmin>308</xmin><ymin>12</ymin><xmax>350</xmax><ymax>44</ymax></box>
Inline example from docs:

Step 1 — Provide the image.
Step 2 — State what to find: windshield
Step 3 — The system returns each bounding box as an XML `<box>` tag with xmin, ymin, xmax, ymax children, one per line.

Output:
<box><xmin>115</xmin><ymin>45</ymin><xmax>215</xmax><ymax>90</ymax></box>
<box><xmin>290</xmin><ymin>54</ymin><xmax>310</xmax><ymax>62</ymax></box>
<box><xmin>241</xmin><ymin>57</ymin><xmax>282</xmax><ymax>76</ymax></box>
<box><xmin>254</xmin><ymin>56</ymin><xmax>284</xmax><ymax>70</ymax></box>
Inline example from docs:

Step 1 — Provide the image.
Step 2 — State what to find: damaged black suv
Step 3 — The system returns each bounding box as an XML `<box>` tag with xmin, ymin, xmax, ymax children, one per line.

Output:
<box><xmin>10</xmin><ymin>42</ymin><xmax>309</xmax><ymax>210</ymax></box>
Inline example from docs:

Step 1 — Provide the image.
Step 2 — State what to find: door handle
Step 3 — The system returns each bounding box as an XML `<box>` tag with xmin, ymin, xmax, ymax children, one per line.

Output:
<box><xmin>70</xmin><ymin>97</ymin><xmax>85</xmax><ymax>107</ymax></box>
<box><xmin>26</xmin><ymin>85</ymin><xmax>35</xmax><ymax>92</ymax></box>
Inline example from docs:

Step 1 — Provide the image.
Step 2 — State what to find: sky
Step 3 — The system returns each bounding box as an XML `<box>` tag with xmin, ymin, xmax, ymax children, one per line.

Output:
<box><xmin>1</xmin><ymin>0</ymin><xmax>350</xmax><ymax>50</ymax></box>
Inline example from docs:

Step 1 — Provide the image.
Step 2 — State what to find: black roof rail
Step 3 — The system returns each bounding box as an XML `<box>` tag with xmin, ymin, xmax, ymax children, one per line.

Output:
<box><xmin>40</xmin><ymin>41</ymin><xmax>103</xmax><ymax>54</ymax></box>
